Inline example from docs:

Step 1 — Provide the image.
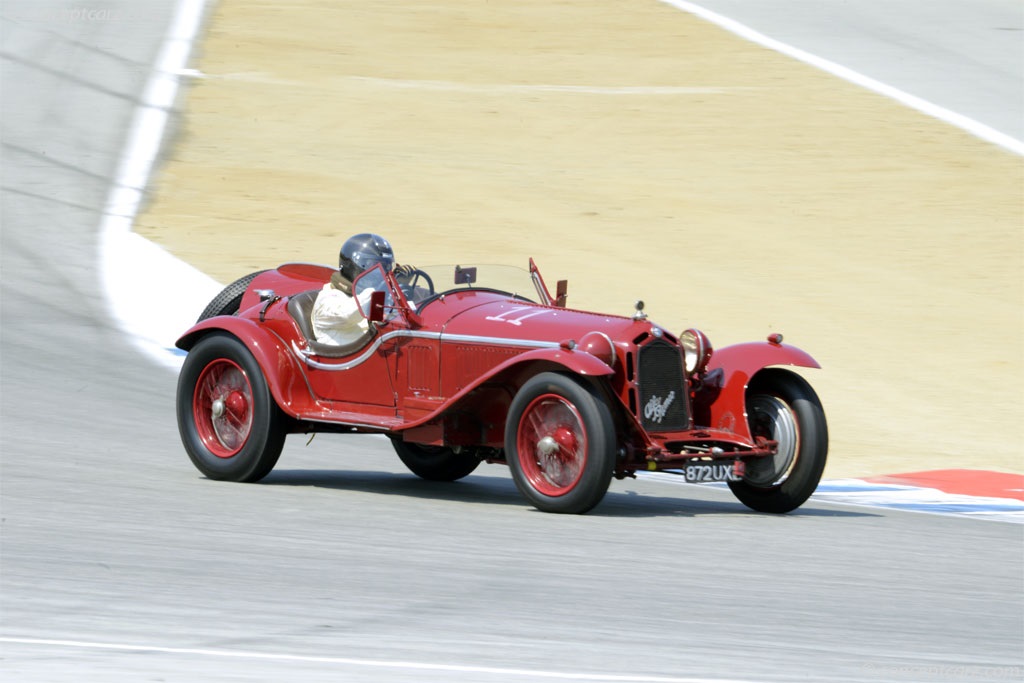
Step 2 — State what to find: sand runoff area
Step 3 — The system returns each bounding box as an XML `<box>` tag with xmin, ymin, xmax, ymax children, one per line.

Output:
<box><xmin>137</xmin><ymin>1</ymin><xmax>1023</xmax><ymax>479</ymax></box>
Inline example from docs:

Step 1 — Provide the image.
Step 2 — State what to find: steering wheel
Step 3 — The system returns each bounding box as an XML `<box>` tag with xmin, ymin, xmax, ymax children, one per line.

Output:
<box><xmin>398</xmin><ymin>268</ymin><xmax>435</xmax><ymax>299</ymax></box>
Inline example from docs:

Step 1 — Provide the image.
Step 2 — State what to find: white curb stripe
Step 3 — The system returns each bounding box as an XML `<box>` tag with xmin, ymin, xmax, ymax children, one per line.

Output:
<box><xmin>98</xmin><ymin>0</ymin><xmax>221</xmax><ymax>370</ymax></box>
<box><xmin>641</xmin><ymin>472</ymin><xmax>1024</xmax><ymax>523</ymax></box>
<box><xmin>813</xmin><ymin>479</ymin><xmax>1024</xmax><ymax>523</ymax></box>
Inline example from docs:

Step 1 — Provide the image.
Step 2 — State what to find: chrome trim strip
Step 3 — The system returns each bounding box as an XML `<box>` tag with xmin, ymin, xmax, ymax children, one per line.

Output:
<box><xmin>292</xmin><ymin>329</ymin><xmax>559</xmax><ymax>371</ymax></box>
<box><xmin>292</xmin><ymin>330</ymin><xmax>440</xmax><ymax>371</ymax></box>
<box><xmin>442</xmin><ymin>333</ymin><xmax>560</xmax><ymax>350</ymax></box>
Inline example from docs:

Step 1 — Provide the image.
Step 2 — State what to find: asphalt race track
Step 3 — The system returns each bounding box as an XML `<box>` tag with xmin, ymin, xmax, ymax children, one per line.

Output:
<box><xmin>1</xmin><ymin>1</ymin><xmax>1022</xmax><ymax>681</ymax></box>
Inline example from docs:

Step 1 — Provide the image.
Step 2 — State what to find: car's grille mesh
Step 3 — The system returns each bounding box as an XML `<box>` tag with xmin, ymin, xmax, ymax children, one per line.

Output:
<box><xmin>637</xmin><ymin>339</ymin><xmax>689</xmax><ymax>431</ymax></box>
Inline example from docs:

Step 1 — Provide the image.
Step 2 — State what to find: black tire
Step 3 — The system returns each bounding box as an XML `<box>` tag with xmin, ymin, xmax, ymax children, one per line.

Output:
<box><xmin>727</xmin><ymin>370</ymin><xmax>828</xmax><ymax>513</ymax></box>
<box><xmin>177</xmin><ymin>332</ymin><xmax>286</xmax><ymax>482</ymax></box>
<box><xmin>390</xmin><ymin>438</ymin><xmax>482</xmax><ymax>481</ymax></box>
<box><xmin>505</xmin><ymin>372</ymin><xmax>615</xmax><ymax>514</ymax></box>
<box><xmin>196</xmin><ymin>270</ymin><xmax>268</xmax><ymax>322</ymax></box>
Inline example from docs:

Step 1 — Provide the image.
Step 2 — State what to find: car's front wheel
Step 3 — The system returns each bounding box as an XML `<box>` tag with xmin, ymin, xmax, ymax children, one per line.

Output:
<box><xmin>728</xmin><ymin>370</ymin><xmax>828</xmax><ymax>513</ymax></box>
<box><xmin>505</xmin><ymin>372</ymin><xmax>615</xmax><ymax>514</ymax></box>
<box><xmin>177</xmin><ymin>332</ymin><xmax>286</xmax><ymax>482</ymax></box>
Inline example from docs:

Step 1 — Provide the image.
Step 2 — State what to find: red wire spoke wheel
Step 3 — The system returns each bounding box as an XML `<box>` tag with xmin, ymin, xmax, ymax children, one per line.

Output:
<box><xmin>506</xmin><ymin>372</ymin><xmax>615</xmax><ymax>514</ymax></box>
<box><xmin>193</xmin><ymin>358</ymin><xmax>254</xmax><ymax>458</ymax></box>
<box><xmin>516</xmin><ymin>394</ymin><xmax>588</xmax><ymax>496</ymax></box>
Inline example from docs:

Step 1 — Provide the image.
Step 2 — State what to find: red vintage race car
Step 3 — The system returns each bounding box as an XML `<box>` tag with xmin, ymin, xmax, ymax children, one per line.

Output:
<box><xmin>176</xmin><ymin>259</ymin><xmax>827</xmax><ymax>514</ymax></box>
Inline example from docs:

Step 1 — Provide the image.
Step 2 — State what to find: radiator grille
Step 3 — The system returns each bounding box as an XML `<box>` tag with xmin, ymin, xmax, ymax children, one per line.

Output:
<box><xmin>636</xmin><ymin>339</ymin><xmax>689</xmax><ymax>431</ymax></box>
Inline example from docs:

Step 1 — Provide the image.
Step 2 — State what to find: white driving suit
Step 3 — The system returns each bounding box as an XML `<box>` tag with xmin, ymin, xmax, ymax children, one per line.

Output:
<box><xmin>311</xmin><ymin>275</ymin><xmax>375</xmax><ymax>346</ymax></box>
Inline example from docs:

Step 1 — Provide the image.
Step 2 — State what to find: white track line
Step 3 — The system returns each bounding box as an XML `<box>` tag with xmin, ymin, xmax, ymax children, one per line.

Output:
<box><xmin>0</xmin><ymin>637</ymin><xmax>756</xmax><ymax>683</ymax></box>
<box><xmin>97</xmin><ymin>0</ymin><xmax>220</xmax><ymax>370</ymax></box>
<box><xmin>659</xmin><ymin>0</ymin><xmax>1024</xmax><ymax>156</ymax></box>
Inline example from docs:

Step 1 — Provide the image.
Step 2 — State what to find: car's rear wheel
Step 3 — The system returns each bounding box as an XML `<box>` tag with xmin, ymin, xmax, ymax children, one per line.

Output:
<box><xmin>390</xmin><ymin>439</ymin><xmax>482</xmax><ymax>481</ymax></box>
<box><xmin>727</xmin><ymin>370</ymin><xmax>828</xmax><ymax>513</ymax></box>
<box><xmin>506</xmin><ymin>373</ymin><xmax>615</xmax><ymax>514</ymax></box>
<box><xmin>177</xmin><ymin>332</ymin><xmax>286</xmax><ymax>482</ymax></box>
<box><xmin>196</xmin><ymin>271</ymin><xmax>267</xmax><ymax>321</ymax></box>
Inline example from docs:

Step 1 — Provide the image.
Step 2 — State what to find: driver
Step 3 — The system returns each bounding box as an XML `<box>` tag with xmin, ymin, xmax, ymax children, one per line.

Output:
<box><xmin>312</xmin><ymin>233</ymin><xmax>410</xmax><ymax>346</ymax></box>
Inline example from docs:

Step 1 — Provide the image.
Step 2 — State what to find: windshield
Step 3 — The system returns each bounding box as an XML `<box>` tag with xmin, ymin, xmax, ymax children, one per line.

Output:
<box><xmin>351</xmin><ymin>263</ymin><xmax>551</xmax><ymax>319</ymax></box>
<box><xmin>352</xmin><ymin>264</ymin><xmax>397</xmax><ymax>321</ymax></box>
<box><xmin>399</xmin><ymin>264</ymin><xmax>546</xmax><ymax>307</ymax></box>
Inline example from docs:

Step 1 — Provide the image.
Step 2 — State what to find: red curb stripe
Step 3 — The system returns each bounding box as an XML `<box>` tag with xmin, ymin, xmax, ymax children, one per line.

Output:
<box><xmin>864</xmin><ymin>469</ymin><xmax>1024</xmax><ymax>501</ymax></box>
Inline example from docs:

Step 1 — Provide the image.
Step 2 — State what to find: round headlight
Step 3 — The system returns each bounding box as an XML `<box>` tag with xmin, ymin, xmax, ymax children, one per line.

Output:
<box><xmin>578</xmin><ymin>331</ymin><xmax>616</xmax><ymax>368</ymax></box>
<box><xmin>680</xmin><ymin>328</ymin><xmax>712</xmax><ymax>376</ymax></box>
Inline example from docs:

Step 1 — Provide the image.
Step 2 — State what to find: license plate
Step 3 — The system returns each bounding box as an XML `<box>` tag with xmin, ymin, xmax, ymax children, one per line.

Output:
<box><xmin>684</xmin><ymin>462</ymin><xmax>741</xmax><ymax>483</ymax></box>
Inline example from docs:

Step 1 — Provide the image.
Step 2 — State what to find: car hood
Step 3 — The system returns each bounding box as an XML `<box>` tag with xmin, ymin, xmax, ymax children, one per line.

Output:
<box><xmin>430</xmin><ymin>293</ymin><xmax>652</xmax><ymax>346</ymax></box>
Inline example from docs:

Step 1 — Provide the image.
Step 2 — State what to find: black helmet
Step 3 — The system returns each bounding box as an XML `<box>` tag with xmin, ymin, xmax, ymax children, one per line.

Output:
<box><xmin>338</xmin><ymin>233</ymin><xmax>395</xmax><ymax>282</ymax></box>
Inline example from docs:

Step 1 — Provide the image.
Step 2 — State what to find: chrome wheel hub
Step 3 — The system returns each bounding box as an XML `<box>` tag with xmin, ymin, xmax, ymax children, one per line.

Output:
<box><xmin>536</xmin><ymin>435</ymin><xmax>559</xmax><ymax>458</ymax></box>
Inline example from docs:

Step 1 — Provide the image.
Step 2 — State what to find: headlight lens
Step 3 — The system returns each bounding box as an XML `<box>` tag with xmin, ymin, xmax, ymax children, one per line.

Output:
<box><xmin>680</xmin><ymin>328</ymin><xmax>712</xmax><ymax>375</ymax></box>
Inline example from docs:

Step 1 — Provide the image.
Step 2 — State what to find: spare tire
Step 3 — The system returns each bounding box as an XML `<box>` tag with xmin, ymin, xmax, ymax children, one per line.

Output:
<box><xmin>196</xmin><ymin>271</ymin><xmax>268</xmax><ymax>322</ymax></box>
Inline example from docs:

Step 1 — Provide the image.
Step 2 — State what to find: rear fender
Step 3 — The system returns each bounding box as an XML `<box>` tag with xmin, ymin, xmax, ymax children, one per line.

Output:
<box><xmin>240</xmin><ymin>263</ymin><xmax>336</xmax><ymax>311</ymax></box>
<box><xmin>697</xmin><ymin>341</ymin><xmax>820</xmax><ymax>441</ymax></box>
<box><xmin>176</xmin><ymin>317</ymin><xmax>311</xmax><ymax>418</ymax></box>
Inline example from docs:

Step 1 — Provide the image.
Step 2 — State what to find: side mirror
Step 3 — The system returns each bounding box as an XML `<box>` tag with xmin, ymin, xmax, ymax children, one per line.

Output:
<box><xmin>454</xmin><ymin>265</ymin><xmax>477</xmax><ymax>285</ymax></box>
<box><xmin>367</xmin><ymin>290</ymin><xmax>386</xmax><ymax>323</ymax></box>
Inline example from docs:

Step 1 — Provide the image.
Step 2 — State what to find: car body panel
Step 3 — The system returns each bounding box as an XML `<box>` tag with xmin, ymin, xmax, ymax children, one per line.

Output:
<box><xmin>176</xmin><ymin>261</ymin><xmax>822</xmax><ymax>473</ymax></box>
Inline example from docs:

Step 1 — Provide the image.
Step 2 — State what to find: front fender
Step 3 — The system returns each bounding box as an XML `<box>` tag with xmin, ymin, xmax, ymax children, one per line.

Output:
<box><xmin>697</xmin><ymin>341</ymin><xmax>821</xmax><ymax>441</ymax></box>
<box><xmin>176</xmin><ymin>317</ymin><xmax>311</xmax><ymax>418</ymax></box>
<box><xmin>403</xmin><ymin>346</ymin><xmax>614</xmax><ymax>431</ymax></box>
<box><xmin>510</xmin><ymin>346</ymin><xmax>617</xmax><ymax>378</ymax></box>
